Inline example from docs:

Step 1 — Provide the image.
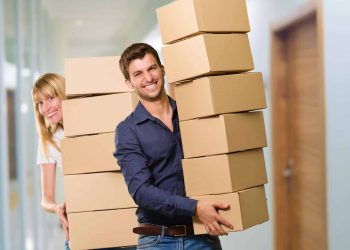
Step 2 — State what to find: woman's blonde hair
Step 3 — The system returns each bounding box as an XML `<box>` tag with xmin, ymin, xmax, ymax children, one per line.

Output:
<box><xmin>32</xmin><ymin>73</ymin><xmax>65</xmax><ymax>158</ymax></box>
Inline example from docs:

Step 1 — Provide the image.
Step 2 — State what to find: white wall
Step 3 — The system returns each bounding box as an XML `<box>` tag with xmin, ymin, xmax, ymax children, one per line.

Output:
<box><xmin>323</xmin><ymin>0</ymin><xmax>350</xmax><ymax>249</ymax></box>
<box><xmin>220</xmin><ymin>0</ymin><xmax>307</xmax><ymax>249</ymax></box>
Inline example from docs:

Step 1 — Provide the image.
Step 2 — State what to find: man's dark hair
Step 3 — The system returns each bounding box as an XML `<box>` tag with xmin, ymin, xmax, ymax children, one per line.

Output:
<box><xmin>119</xmin><ymin>43</ymin><xmax>162</xmax><ymax>81</ymax></box>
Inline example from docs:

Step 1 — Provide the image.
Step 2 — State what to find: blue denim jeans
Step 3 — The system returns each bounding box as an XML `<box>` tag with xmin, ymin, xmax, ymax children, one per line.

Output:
<box><xmin>99</xmin><ymin>247</ymin><xmax>136</xmax><ymax>250</ymax></box>
<box><xmin>65</xmin><ymin>241</ymin><xmax>70</xmax><ymax>250</ymax></box>
<box><xmin>137</xmin><ymin>234</ymin><xmax>222</xmax><ymax>250</ymax></box>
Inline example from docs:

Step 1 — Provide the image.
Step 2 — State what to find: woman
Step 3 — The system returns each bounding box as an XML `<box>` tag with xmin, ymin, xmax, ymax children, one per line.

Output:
<box><xmin>32</xmin><ymin>73</ymin><xmax>136</xmax><ymax>250</ymax></box>
<box><xmin>32</xmin><ymin>73</ymin><xmax>69</xmax><ymax>249</ymax></box>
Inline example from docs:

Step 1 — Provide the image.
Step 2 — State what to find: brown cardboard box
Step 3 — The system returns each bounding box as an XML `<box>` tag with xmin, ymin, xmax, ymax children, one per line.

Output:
<box><xmin>162</xmin><ymin>33</ymin><xmax>254</xmax><ymax>83</ymax></box>
<box><xmin>156</xmin><ymin>0</ymin><xmax>250</xmax><ymax>44</ymax></box>
<box><xmin>180</xmin><ymin>111</ymin><xmax>267</xmax><ymax>158</ymax></box>
<box><xmin>175</xmin><ymin>72</ymin><xmax>266</xmax><ymax>121</ymax></box>
<box><xmin>191</xmin><ymin>186</ymin><xmax>269</xmax><ymax>234</ymax></box>
<box><xmin>61</xmin><ymin>132</ymin><xmax>119</xmax><ymax>175</ymax></box>
<box><xmin>65</xmin><ymin>56</ymin><xmax>132</xmax><ymax>97</ymax></box>
<box><xmin>68</xmin><ymin>208</ymin><xmax>138</xmax><ymax>249</ymax></box>
<box><xmin>64</xmin><ymin>172</ymin><xmax>136</xmax><ymax>213</ymax></box>
<box><xmin>183</xmin><ymin>148</ymin><xmax>267</xmax><ymax>196</ymax></box>
<box><xmin>63</xmin><ymin>92</ymin><xmax>139</xmax><ymax>137</ymax></box>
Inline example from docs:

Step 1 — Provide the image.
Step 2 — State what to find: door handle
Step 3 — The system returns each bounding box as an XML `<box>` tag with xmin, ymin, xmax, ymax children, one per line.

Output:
<box><xmin>283</xmin><ymin>158</ymin><xmax>294</xmax><ymax>192</ymax></box>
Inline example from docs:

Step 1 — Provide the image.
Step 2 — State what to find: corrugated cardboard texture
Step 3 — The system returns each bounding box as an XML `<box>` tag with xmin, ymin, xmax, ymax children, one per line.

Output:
<box><xmin>63</xmin><ymin>92</ymin><xmax>139</xmax><ymax>137</ymax></box>
<box><xmin>180</xmin><ymin>112</ymin><xmax>267</xmax><ymax>158</ymax></box>
<box><xmin>162</xmin><ymin>33</ymin><xmax>254</xmax><ymax>83</ymax></box>
<box><xmin>68</xmin><ymin>208</ymin><xmax>138</xmax><ymax>249</ymax></box>
<box><xmin>65</xmin><ymin>56</ymin><xmax>132</xmax><ymax>97</ymax></box>
<box><xmin>156</xmin><ymin>0</ymin><xmax>250</xmax><ymax>44</ymax></box>
<box><xmin>61</xmin><ymin>132</ymin><xmax>119</xmax><ymax>175</ymax></box>
<box><xmin>175</xmin><ymin>72</ymin><xmax>267</xmax><ymax>121</ymax></box>
<box><xmin>191</xmin><ymin>186</ymin><xmax>269</xmax><ymax>234</ymax></box>
<box><xmin>64</xmin><ymin>172</ymin><xmax>136</xmax><ymax>213</ymax></box>
<box><xmin>183</xmin><ymin>149</ymin><xmax>267</xmax><ymax>196</ymax></box>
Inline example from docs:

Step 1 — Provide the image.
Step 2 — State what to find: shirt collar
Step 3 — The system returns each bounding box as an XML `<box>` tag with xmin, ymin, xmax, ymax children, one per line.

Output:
<box><xmin>133</xmin><ymin>96</ymin><xmax>177</xmax><ymax>124</ymax></box>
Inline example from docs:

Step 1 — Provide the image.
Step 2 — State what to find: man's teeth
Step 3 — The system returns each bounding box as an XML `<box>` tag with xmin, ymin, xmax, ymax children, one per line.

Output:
<box><xmin>145</xmin><ymin>83</ymin><xmax>156</xmax><ymax>89</ymax></box>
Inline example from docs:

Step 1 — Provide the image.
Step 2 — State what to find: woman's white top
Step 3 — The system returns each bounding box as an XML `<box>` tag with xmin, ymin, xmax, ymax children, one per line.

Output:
<box><xmin>36</xmin><ymin>127</ymin><xmax>64</xmax><ymax>169</ymax></box>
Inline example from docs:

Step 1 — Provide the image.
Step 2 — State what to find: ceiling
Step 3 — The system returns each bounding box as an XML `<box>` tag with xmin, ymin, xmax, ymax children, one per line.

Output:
<box><xmin>42</xmin><ymin>0</ymin><xmax>172</xmax><ymax>57</ymax></box>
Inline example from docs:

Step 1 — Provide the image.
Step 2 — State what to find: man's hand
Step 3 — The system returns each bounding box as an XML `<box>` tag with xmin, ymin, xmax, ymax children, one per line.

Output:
<box><xmin>195</xmin><ymin>200</ymin><xmax>234</xmax><ymax>236</ymax></box>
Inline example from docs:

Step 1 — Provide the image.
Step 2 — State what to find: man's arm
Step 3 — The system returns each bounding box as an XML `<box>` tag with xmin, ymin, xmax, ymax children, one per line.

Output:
<box><xmin>115</xmin><ymin>122</ymin><xmax>233</xmax><ymax>235</ymax></box>
<box><xmin>115</xmin><ymin>122</ymin><xmax>197</xmax><ymax>218</ymax></box>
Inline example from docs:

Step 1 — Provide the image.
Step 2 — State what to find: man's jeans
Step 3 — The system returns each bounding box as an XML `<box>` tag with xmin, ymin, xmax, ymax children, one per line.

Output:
<box><xmin>137</xmin><ymin>234</ymin><xmax>222</xmax><ymax>250</ymax></box>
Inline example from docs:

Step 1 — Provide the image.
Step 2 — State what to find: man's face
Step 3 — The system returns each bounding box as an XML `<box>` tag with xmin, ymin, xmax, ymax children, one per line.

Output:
<box><xmin>126</xmin><ymin>53</ymin><xmax>165</xmax><ymax>102</ymax></box>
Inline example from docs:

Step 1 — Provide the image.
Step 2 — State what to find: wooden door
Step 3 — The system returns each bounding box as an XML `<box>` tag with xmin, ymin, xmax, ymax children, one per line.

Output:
<box><xmin>271</xmin><ymin>3</ymin><xmax>327</xmax><ymax>250</ymax></box>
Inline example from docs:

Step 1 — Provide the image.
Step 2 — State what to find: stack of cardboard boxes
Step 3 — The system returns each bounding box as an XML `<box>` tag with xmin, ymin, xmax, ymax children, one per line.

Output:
<box><xmin>61</xmin><ymin>56</ymin><xmax>138</xmax><ymax>249</ymax></box>
<box><xmin>157</xmin><ymin>0</ymin><xmax>269</xmax><ymax>234</ymax></box>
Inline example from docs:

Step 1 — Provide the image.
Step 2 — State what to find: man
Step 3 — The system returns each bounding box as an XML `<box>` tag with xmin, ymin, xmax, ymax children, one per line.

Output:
<box><xmin>114</xmin><ymin>43</ymin><xmax>233</xmax><ymax>249</ymax></box>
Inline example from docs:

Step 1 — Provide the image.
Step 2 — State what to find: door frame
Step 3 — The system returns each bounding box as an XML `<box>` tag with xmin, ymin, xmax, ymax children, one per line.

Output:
<box><xmin>270</xmin><ymin>1</ymin><xmax>327</xmax><ymax>249</ymax></box>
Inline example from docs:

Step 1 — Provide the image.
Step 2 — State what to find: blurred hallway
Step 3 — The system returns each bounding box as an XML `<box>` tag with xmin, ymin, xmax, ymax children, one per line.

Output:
<box><xmin>1</xmin><ymin>0</ymin><xmax>350</xmax><ymax>250</ymax></box>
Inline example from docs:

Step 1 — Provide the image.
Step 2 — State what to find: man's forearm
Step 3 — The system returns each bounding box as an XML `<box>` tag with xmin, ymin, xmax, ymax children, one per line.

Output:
<box><xmin>131</xmin><ymin>182</ymin><xmax>197</xmax><ymax>218</ymax></box>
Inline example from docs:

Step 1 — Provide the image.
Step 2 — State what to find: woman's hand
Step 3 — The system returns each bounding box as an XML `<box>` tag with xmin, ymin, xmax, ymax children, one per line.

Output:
<box><xmin>55</xmin><ymin>202</ymin><xmax>69</xmax><ymax>240</ymax></box>
<box><xmin>40</xmin><ymin>164</ymin><xmax>70</xmax><ymax>240</ymax></box>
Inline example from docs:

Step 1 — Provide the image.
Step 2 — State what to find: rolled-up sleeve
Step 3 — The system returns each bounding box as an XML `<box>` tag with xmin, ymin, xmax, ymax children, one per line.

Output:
<box><xmin>114</xmin><ymin>122</ymin><xmax>197</xmax><ymax>218</ymax></box>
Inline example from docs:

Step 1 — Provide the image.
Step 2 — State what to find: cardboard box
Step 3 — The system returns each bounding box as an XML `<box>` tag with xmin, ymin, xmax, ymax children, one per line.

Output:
<box><xmin>65</xmin><ymin>56</ymin><xmax>132</xmax><ymax>97</ymax></box>
<box><xmin>162</xmin><ymin>33</ymin><xmax>254</xmax><ymax>83</ymax></box>
<box><xmin>175</xmin><ymin>72</ymin><xmax>266</xmax><ymax>121</ymax></box>
<box><xmin>191</xmin><ymin>186</ymin><xmax>269</xmax><ymax>234</ymax></box>
<box><xmin>61</xmin><ymin>132</ymin><xmax>119</xmax><ymax>175</ymax></box>
<box><xmin>64</xmin><ymin>172</ymin><xmax>136</xmax><ymax>213</ymax></box>
<box><xmin>63</xmin><ymin>92</ymin><xmax>138</xmax><ymax>137</ymax></box>
<box><xmin>68</xmin><ymin>208</ymin><xmax>138</xmax><ymax>249</ymax></box>
<box><xmin>180</xmin><ymin>111</ymin><xmax>267</xmax><ymax>158</ymax></box>
<box><xmin>156</xmin><ymin>0</ymin><xmax>250</xmax><ymax>44</ymax></box>
<box><xmin>183</xmin><ymin>148</ymin><xmax>267</xmax><ymax>196</ymax></box>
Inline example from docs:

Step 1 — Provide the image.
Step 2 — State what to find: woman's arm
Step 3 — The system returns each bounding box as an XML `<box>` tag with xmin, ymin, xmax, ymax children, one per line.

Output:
<box><xmin>40</xmin><ymin>163</ymin><xmax>69</xmax><ymax>240</ymax></box>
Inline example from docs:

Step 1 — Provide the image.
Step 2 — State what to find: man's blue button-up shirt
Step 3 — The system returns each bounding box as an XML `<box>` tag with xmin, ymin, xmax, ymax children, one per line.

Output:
<box><xmin>114</xmin><ymin>97</ymin><xmax>197</xmax><ymax>226</ymax></box>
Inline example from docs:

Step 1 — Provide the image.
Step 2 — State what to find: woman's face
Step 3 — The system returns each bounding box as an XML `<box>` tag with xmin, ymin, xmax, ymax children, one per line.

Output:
<box><xmin>37</xmin><ymin>94</ymin><xmax>63</xmax><ymax>125</ymax></box>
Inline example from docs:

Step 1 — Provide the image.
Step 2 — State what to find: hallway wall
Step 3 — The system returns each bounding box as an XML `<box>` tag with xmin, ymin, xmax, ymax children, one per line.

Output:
<box><xmin>324</xmin><ymin>0</ymin><xmax>350</xmax><ymax>249</ymax></box>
